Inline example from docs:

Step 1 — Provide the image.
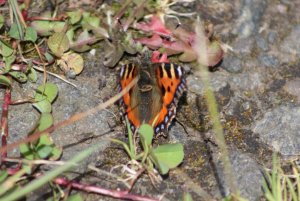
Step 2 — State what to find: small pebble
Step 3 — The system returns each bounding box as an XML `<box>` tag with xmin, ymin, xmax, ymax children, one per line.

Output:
<box><xmin>256</xmin><ymin>36</ymin><xmax>269</xmax><ymax>51</ymax></box>
<box><xmin>258</xmin><ymin>54</ymin><xmax>279</xmax><ymax>67</ymax></box>
<box><xmin>221</xmin><ymin>55</ymin><xmax>243</xmax><ymax>73</ymax></box>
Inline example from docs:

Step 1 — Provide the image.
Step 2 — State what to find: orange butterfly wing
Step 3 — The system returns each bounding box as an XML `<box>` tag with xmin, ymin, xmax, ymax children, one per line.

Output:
<box><xmin>152</xmin><ymin>63</ymin><xmax>186</xmax><ymax>134</ymax></box>
<box><xmin>119</xmin><ymin>63</ymin><xmax>141</xmax><ymax>130</ymax></box>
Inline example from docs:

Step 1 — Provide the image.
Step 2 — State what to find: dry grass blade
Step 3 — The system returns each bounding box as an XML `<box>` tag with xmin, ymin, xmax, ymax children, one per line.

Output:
<box><xmin>193</xmin><ymin>16</ymin><xmax>239</xmax><ymax>197</ymax></box>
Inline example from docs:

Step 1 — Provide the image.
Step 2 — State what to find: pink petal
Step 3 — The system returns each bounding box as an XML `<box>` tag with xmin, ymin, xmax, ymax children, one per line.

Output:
<box><xmin>0</xmin><ymin>0</ymin><xmax>6</xmax><ymax>6</ymax></box>
<box><xmin>135</xmin><ymin>34</ymin><xmax>163</xmax><ymax>49</ymax></box>
<box><xmin>135</xmin><ymin>16</ymin><xmax>172</xmax><ymax>37</ymax></box>
<box><xmin>151</xmin><ymin>51</ymin><xmax>170</xmax><ymax>63</ymax></box>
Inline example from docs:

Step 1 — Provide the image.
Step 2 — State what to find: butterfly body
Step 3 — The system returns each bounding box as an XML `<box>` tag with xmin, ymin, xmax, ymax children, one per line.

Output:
<box><xmin>119</xmin><ymin>60</ymin><xmax>186</xmax><ymax>136</ymax></box>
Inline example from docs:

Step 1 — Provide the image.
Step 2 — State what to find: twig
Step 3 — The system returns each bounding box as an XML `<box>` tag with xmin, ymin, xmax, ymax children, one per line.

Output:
<box><xmin>53</xmin><ymin>177</ymin><xmax>159</xmax><ymax>201</ymax></box>
<box><xmin>0</xmin><ymin>77</ymin><xmax>138</xmax><ymax>154</ymax></box>
<box><xmin>0</xmin><ymin>85</ymin><xmax>11</xmax><ymax>162</ymax></box>
<box><xmin>3</xmin><ymin>158</ymin><xmax>70</xmax><ymax>166</ymax></box>
<box><xmin>33</xmin><ymin>66</ymin><xmax>78</xmax><ymax>88</ymax></box>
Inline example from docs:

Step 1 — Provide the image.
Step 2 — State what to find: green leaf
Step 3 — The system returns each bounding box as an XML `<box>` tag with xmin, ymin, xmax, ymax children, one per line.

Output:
<box><xmin>0</xmin><ymin>143</ymin><xmax>100</xmax><ymax>201</ymax></box>
<box><xmin>0</xmin><ymin>171</ymin><xmax>8</xmax><ymax>184</ymax></box>
<box><xmin>0</xmin><ymin>14</ymin><xmax>4</xmax><ymax>29</ymax></box>
<box><xmin>47</xmin><ymin>32</ymin><xmax>70</xmax><ymax>57</ymax></box>
<box><xmin>8</xmin><ymin>23</ymin><xmax>21</xmax><ymax>40</ymax></box>
<box><xmin>37</xmin><ymin>145</ymin><xmax>53</xmax><ymax>159</ymax></box>
<box><xmin>66</xmin><ymin>193</ymin><xmax>84</xmax><ymax>201</ymax></box>
<box><xmin>24</xmin><ymin>27</ymin><xmax>37</xmax><ymax>42</ymax></box>
<box><xmin>60</xmin><ymin>53</ymin><xmax>84</xmax><ymax>75</ymax></box>
<box><xmin>70</xmin><ymin>30</ymin><xmax>91</xmax><ymax>52</ymax></box>
<box><xmin>35</xmin><ymin>83</ymin><xmax>58</xmax><ymax>103</ymax></box>
<box><xmin>33</xmin><ymin>99</ymin><xmax>52</xmax><ymax>113</ymax></box>
<box><xmin>0</xmin><ymin>41</ymin><xmax>14</xmax><ymax>57</ymax></box>
<box><xmin>37</xmin><ymin>134</ymin><xmax>53</xmax><ymax>146</ymax></box>
<box><xmin>45</xmin><ymin>52</ymin><xmax>54</xmax><ymax>63</ymax></box>
<box><xmin>0</xmin><ymin>75</ymin><xmax>11</xmax><ymax>86</ymax></box>
<box><xmin>67</xmin><ymin>11</ymin><xmax>82</xmax><ymax>25</ymax></box>
<box><xmin>4</xmin><ymin>54</ymin><xmax>16</xmax><ymax>69</ymax></box>
<box><xmin>66</xmin><ymin>28</ymin><xmax>75</xmax><ymax>43</ymax></box>
<box><xmin>31</xmin><ymin>20</ymin><xmax>52</xmax><ymax>36</ymax></box>
<box><xmin>28</xmin><ymin>68</ymin><xmax>37</xmax><ymax>82</ymax></box>
<box><xmin>182</xmin><ymin>193</ymin><xmax>193</xmax><ymax>201</ymax></box>
<box><xmin>38</xmin><ymin>113</ymin><xmax>53</xmax><ymax>131</ymax></box>
<box><xmin>150</xmin><ymin>143</ymin><xmax>184</xmax><ymax>175</ymax></box>
<box><xmin>51</xmin><ymin>22</ymin><xmax>66</xmax><ymax>33</ymax></box>
<box><xmin>49</xmin><ymin>146</ymin><xmax>62</xmax><ymax>161</ymax></box>
<box><xmin>9</xmin><ymin>71</ymin><xmax>27</xmax><ymax>83</ymax></box>
<box><xmin>138</xmin><ymin>124</ymin><xmax>153</xmax><ymax>147</ymax></box>
<box><xmin>19</xmin><ymin>143</ymin><xmax>34</xmax><ymax>160</ymax></box>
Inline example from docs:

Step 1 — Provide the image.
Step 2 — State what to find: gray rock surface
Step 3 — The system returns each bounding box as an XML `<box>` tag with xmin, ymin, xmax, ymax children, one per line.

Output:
<box><xmin>280</xmin><ymin>25</ymin><xmax>300</xmax><ymax>55</ymax></box>
<box><xmin>252</xmin><ymin>105</ymin><xmax>300</xmax><ymax>157</ymax></box>
<box><xmin>215</xmin><ymin>150</ymin><xmax>264</xmax><ymax>201</ymax></box>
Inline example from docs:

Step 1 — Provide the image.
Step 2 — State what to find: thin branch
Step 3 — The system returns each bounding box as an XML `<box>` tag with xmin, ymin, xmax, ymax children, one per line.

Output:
<box><xmin>53</xmin><ymin>177</ymin><xmax>159</xmax><ymax>201</ymax></box>
<box><xmin>33</xmin><ymin>66</ymin><xmax>78</xmax><ymax>88</ymax></box>
<box><xmin>0</xmin><ymin>85</ymin><xmax>11</xmax><ymax>162</ymax></box>
<box><xmin>3</xmin><ymin>158</ymin><xmax>70</xmax><ymax>166</ymax></box>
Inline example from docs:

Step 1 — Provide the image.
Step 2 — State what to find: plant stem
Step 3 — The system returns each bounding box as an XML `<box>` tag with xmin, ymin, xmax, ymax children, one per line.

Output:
<box><xmin>1</xmin><ymin>86</ymin><xmax>11</xmax><ymax>162</ymax></box>
<box><xmin>194</xmin><ymin>17</ymin><xmax>239</xmax><ymax>197</ymax></box>
<box><xmin>53</xmin><ymin>177</ymin><xmax>158</xmax><ymax>201</ymax></box>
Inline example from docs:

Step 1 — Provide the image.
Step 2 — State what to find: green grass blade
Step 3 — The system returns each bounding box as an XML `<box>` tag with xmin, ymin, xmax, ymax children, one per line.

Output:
<box><xmin>0</xmin><ymin>144</ymin><xmax>99</xmax><ymax>201</ymax></box>
<box><xmin>8</xmin><ymin>0</ymin><xmax>24</xmax><ymax>40</ymax></box>
<box><xmin>285</xmin><ymin>175</ymin><xmax>297</xmax><ymax>201</ymax></box>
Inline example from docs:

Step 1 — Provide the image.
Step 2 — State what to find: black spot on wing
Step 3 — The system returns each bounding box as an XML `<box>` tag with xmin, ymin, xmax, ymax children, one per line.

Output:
<box><xmin>126</xmin><ymin>64</ymin><xmax>133</xmax><ymax>79</ymax></box>
<box><xmin>159</xmin><ymin>65</ymin><xmax>164</xmax><ymax>78</ymax></box>
<box><xmin>161</xmin><ymin>85</ymin><xmax>166</xmax><ymax>96</ymax></box>
<box><xmin>174</xmin><ymin>65</ymin><xmax>180</xmax><ymax>79</ymax></box>
<box><xmin>164</xmin><ymin>63</ymin><xmax>172</xmax><ymax>78</ymax></box>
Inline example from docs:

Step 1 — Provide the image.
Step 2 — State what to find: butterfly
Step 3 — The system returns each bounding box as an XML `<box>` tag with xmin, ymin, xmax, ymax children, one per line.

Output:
<box><xmin>118</xmin><ymin>58</ymin><xmax>186</xmax><ymax>136</ymax></box>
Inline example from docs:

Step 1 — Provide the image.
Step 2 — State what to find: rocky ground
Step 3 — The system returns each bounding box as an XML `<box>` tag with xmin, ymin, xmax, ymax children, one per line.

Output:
<box><xmin>2</xmin><ymin>0</ymin><xmax>300</xmax><ymax>200</ymax></box>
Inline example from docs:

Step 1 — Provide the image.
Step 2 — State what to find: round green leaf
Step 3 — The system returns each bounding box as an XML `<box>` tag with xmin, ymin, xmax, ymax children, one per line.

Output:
<box><xmin>33</xmin><ymin>99</ymin><xmax>52</xmax><ymax>113</ymax></box>
<box><xmin>45</xmin><ymin>52</ymin><xmax>54</xmax><ymax>63</ymax></box>
<box><xmin>19</xmin><ymin>143</ymin><xmax>34</xmax><ymax>160</ymax></box>
<box><xmin>52</xmin><ymin>22</ymin><xmax>66</xmax><ymax>33</ymax></box>
<box><xmin>150</xmin><ymin>143</ymin><xmax>184</xmax><ymax>175</ymax></box>
<box><xmin>61</xmin><ymin>53</ymin><xmax>84</xmax><ymax>75</ymax></box>
<box><xmin>47</xmin><ymin>32</ymin><xmax>70</xmax><ymax>57</ymax></box>
<box><xmin>67</xmin><ymin>11</ymin><xmax>82</xmax><ymax>24</ymax></box>
<box><xmin>9</xmin><ymin>71</ymin><xmax>27</xmax><ymax>83</ymax></box>
<box><xmin>4</xmin><ymin>54</ymin><xmax>16</xmax><ymax>69</ymax></box>
<box><xmin>37</xmin><ymin>145</ymin><xmax>53</xmax><ymax>159</ymax></box>
<box><xmin>35</xmin><ymin>83</ymin><xmax>58</xmax><ymax>103</ymax></box>
<box><xmin>0</xmin><ymin>41</ymin><xmax>14</xmax><ymax>57</ymax></box>
<box><xmin>183</xmin><ymin>193</ymin><xmax>194</xmax><ymax>201</ymax></box>
<box><xmin>8</xmin><ymin>23</ymin><xmax>21</xmax><ymax>40</ymax></box>
<box><xmin>24</xmin><ymin>27</ymin><xmax>38</xmax><ymax>42</ymax></box>
<box><xmin>30</xmin><ymin>20</ymin><xmax>52</xmax><ymax>36</ymax></box>
<box><xmin>49</xmin><ymin>146</ymin><xmax>63</xmax><ymax>161</ymax></box>
<box><xmin>28</xmin><ymin>68</ymin><xmax>37</xmax><ymax>82</ymax></box>
<box><xmin>138</xmin><ymin>124</ymin><xmax>154</xmax><ymax>147</ymax></box>
<box><xmin>0</xmin><ymin>75</ymin><xmax>11</xmax><ymax>86</ymax></box>
<box><xmin>38</xmin><ymin>113</ymin><xmax>53</xmax><ymax>131</ymax></box>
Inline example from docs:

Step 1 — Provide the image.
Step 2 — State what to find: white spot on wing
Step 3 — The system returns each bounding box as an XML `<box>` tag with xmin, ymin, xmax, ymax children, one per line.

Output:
<box><xmin>177</xmin><ymin>67</ymin><xmax>182</xmax><ymax>77</ymax></box>
<box><xmin>164</xmin><ymin>116</ymin><xmax>169</xmax><ymax>123</ymax></box>
<box><xmin>120</xmin><ymin>66</ymin><xmax>125</xmax><ymax>77</ymax></box>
